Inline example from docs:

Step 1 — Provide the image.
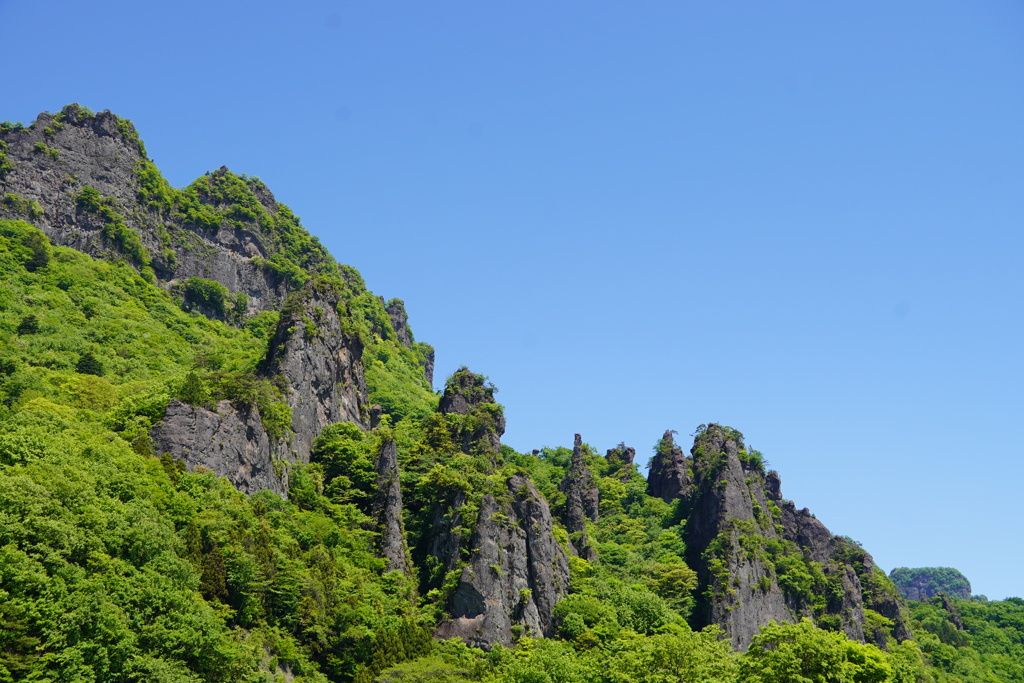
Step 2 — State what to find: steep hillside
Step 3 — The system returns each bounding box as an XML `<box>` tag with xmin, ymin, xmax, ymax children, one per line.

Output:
<box><xmin>1</xmin><ymin>105</ymin><xmax>435</xmax><ymax>493</ymax></box>
<box><xmin>646</xmin><ymin>425</ymin><xmax>911</xmax><ymax>650</ymax></box>
<box><xmin>4</xmin><ymin>105</ymin><xmax>1010</xmax><ymax>682</ymax></box>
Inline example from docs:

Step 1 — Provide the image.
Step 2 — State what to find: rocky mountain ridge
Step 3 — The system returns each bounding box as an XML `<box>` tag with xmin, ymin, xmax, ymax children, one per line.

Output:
<box><xmin>0</xmin><ymin>105</ymin><xmax>914</xmax><ymax>656</ymax></box>
<box><xmin>647</xmin><ymin>424</ymin><xmax>911</xmax><ymax>650</ymax></box>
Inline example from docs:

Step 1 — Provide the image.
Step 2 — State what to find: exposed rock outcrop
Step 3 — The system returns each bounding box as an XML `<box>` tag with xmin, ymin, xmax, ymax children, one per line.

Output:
<box><xmin>646</xmin><ymin>430</ymin><xmax>691</xmax><ymax>503</ymax></box>
<box><xmin>150</xmin><ymin>399</ymin><xmax>284</xmax><ymax>496</ymax></box>
<box><xmin>422</xmin><ymin>345</ymin><xmax>435</xmax><ymax>387</ymax></box>
<box><xmin>605</xmin><ymin>443</ymin><xmax>638</xmax><ymax>482</ymax></box>
<box><xmin>152</xmin><ymin>279</ymin><xmax>368</xmax><ymax>495</ymax></box>
<box><xmin>372</xmin><ymin>439</ymin><xmax>409</xmax><ymax>573</ymax></box>
<box><xmin>436</xmin><ymin>474</ymin><xmax>570</xmax><ymax>649</ymax></box>
<box><xmin>673</xmin><ymin>424</ymin><xmax>911</xmax><ymax>650</ymax></box>
<box><xmin>261</xmin><ymin>279</ymin><xmax>368</xmax><ymax>458</ymax></box>
<box><xmin>415</xmin><ymin>368</ymin><xmax>571</xmax><ymax>648</ymax></box>
<box><xmin>437</xmin><ymin>367</ymin><xmax>505</xmax><ymax>457</ymax></box>
<box><xmin>0</xmin><ymin>107</ymin><xmax>301</xmax><ymax>315</ymax></box>
<box><xmin>385</xmin><ymin>298</ymin><xmax>413</xmax><ymax>348</ymax></box>
<box><xmin>889</xmin><ymin>566</ymin><xmax>972</xmax><ymax>602</ymax></box>
<box><xmin>558</xmin><ymin>433</ymin><xmax>599</xmax><ymax>561</ymax></box>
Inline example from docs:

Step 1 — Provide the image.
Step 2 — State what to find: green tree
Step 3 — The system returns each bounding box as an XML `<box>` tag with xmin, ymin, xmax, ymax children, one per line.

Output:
<box><xmin>740</xmin><ymin>619</ymin><xmax>892</xmax><ymax>683</ymax></box>
<box><xmin>76</xmin><ymin>351</ymin><xmax>104</xmax><ymax>376</ymax></box>
<box><xmin>15</xmin><ymin>315</ymin><xmax>39</xmax><ymax>335</ymax></box>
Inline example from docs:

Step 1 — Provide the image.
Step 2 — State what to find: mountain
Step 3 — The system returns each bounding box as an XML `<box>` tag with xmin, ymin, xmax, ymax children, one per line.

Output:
<box><xmin>1</xmin><ymin>105</ymin><xmax>1018</xmax><ymax>682</ymax></box>
<box><xmin>890</xmin><ymin>567</ymin><xmax>972</xmax><ymax>602</ymax></box>
<box><xmin>646</xmin><ymin>425</ymin><xmax>910</xmax><ymax>650</ymax></box>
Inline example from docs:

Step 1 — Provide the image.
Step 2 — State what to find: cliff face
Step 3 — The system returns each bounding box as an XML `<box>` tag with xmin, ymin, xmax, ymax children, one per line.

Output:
<box><xmin>150</xmin><ymin>399</ymin><xmax>284</xmax><ymax>496</ymax></box>
<box><xmin>424</xmin><ymin>368</ymin><xmax>571</xmax><ymax>649</ymax></box>
<box><xmin>437</xmin><ymin>367</ymin><xmax>505</xmax><ymax>458</ymax></box>
<box><xmin>373</xmin><ymin>439</ymin><xmax>410</xmax><ymax>573</ymax></box>
<box><xmin>646</xmin><ymin>430</ymin><xmax>691</xmax><ymax>503</ymax></box>
<box><xmin>261</xmin><ymin>280</ymin><xmax>368</xmax><ymax>457</ymax></box>
<box><xmin>558</xmin><ymin>433</ymin><xmax>600</xmax><ymax>561</ymax></box>
<box><xmin>436</xmin><ymin>475</ymin><xmax>570</xmax><ymax>648</ymax></box>
<box><xmin>0</xmin><ymin>107</ymin><xmax>299</xmax><ymax>315</ymax></box>
<box><xmin>605</xmin><ymin>443</ymin><xmax>637</xmax><ymax>483</ymax></box>
<box><xmin>649</xmin><ymin>424</ymin><xmax>912</xmax><ymax>651</ymax></box>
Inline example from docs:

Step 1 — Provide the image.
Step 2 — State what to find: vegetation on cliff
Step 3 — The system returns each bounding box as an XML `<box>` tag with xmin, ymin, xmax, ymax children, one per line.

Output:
<box><xmin>0</xmin><ymin>108</ymin><xmax>1020</xmax><ymax>682</ymax></box>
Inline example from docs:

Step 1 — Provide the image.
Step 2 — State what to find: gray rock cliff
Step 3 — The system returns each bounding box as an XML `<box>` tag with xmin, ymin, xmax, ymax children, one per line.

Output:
<box><xmin>384</xmin><ymin>298</ymin><xmax>413</xmax><ymax>348</ymax></box>
<box><xmin>437</xmin><ymin>367</ymin><xmax>505</xmax><ymax>457</ymax></box>
<box><xmin>150</xmin><ymin>398</ymin><xmax>285</xmax><ymax>496</ymax></box>
<box><xmin>558</xmin><ymin>433</ymin><xmax>599</xmax><ymax>561</ymax></box>
<box><xmin>646</xmin><ymin>430</ymin><xmax>692</xmax><ymax>503</ymax></box>
<box><xmin>435</xmin><ymin>474</ymin><xmax>570</xmax><ymax>649</ymax></box>
<box><xmin>675</xmin><ymin>424</ymin><xmax>911</xmax><ymax>650</ymax></box>
<box><xmin>261</xmin><ymin>279</ymin><xmax>368</xmax><ymax>459</ymax></box>
<box><xmin>420</xmin><ymin>368</ymin><xmax>570</xmax><ymax>648</ymax></box>
<box><xmin>0</xmin><ymin>107</ymin><xmax>307</xmax><ymax>315</ymax></box>
<box><xmin>372</xmin><ymin>439</ymin><xmax>410</xmax><ymax>573</ymax></box>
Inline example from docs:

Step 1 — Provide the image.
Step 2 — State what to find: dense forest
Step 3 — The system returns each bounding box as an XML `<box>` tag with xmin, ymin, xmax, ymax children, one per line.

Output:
<box><xmin>0</xmin><ymin>105</ymin><xmax>1021</xmax><ymax>682</ymax></box>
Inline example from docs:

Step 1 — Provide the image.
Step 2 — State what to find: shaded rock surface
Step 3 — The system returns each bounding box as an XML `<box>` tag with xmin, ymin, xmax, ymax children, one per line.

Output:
<box><xmin>385</xmin><ymin>298</ymin><xmax>413</xmax><ymax>348</ymax></box>
<box><xmin>605</xmin><ymin>443</ymin><xmax>639</xmax><ymax>483</ymax></box>
<box><xmin>0</xmin><ymin>108</ymin><xmax>298</xmax><ymax>315</ymax></box>
<box><xmin>646</xmin><ymin>430</ymin><xmax>692</xmax><ymax>503</ymax></box>
<box><xmin>437</xmin><ymin>367</ymin><xmax>504</xmax><ymax>456</ymax></box>
<box><xmin>558</xmin><ymin>433</ymin><xmax>599</xmax><ymax>561</ymax></box>
<box><xmin>261</xmin><ymin>279</ymin><xmax>368</xmax><ymax>458</ymax></box>
<box><xmin>372</xmin><ymin>439</ymin><xmax>409</xmax><ymax>573</ymax></box>
<box><xmin>436</xmin><ymin>475</ymin><xmax>570</xmax><ymax>649</ymax></box>
<box><xmin>421</xmin><ymin>368</ymin><xmax>570</xmax><ymax>648</ymax></box>
<box><xmin>150</xmin><ymin>399</ymin><xmax>284</xmax><ymax>496</ymax></box>
<box><xmin>422</xmin><ymin>345</ymin><xmax>435</xmax><ymax>387</ymax></box>
<box><xmin>675</xmin><ymin>424</ymin><xmax>911</xmax><ymax>650</ymax></box>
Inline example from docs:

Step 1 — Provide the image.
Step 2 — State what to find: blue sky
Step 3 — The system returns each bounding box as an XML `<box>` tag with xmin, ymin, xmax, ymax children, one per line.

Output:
<box><xmin>3</xmin><ymin>0</ymin><xmax>1023</xmax><ymax>600</ymax></box>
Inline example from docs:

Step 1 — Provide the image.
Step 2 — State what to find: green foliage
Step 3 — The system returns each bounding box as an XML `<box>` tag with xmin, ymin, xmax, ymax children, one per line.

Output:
<box><xmin>890</xmin><ymin>567</ymin><xmax>972</xmax><ymax>601</ymax></box>
<box><xmin>1</xmin><ymin>194</ymin><xmax>44</xmax><ymax>219</ymax></box>
<box><xmin>33</xmin><ymin>140</ymin><xmax>60</xmax><ymax>160</ymax></box>
<box><xmin>16</xmin><ymin>314</ymin><xmax>40</xmax><ymax>335</ymax></box>
<box><xmin>358</xmin><ymin>292</ymin><xmax>437</xmax><ymax>423</ymax></box>
<box><xmin>179</xmin><ymin>276</ymin><xmax>231</xmax><ymax>317</ymax></box>
<box><xmin>0</xmin><ymin>219</ymin><xmax>49</xmax><ymax>270</ymax></box>
<box><xmin>907</xmin><ymin>595</ymin><xmax>1024</xmax><ymax>681</ymax></box>
<box><xmin>74</xmin><ymin>185</ymin><xmax>150</xmax><ymax>265</ymax></box>
<box><xmin>136</xmin><ymin>158</ymin><xmax>177</xmax><ymax>212</ymax></box>
<box><xmin>311</xmin><ymin>421</ymin><xmax>377</xmax><ymax>508</ymax></box>
<box><xmin>740</xmin><ymin>619</ymin><xmax>897</xmax><ymax>683</ymax></box>
<box><xmin>76</xmin><ymin>350</ymin><xmax>104</xmax><ymax>376</ymax></box>
<box><xmin>0</xmin><ymin>139</ymin><xmax>13</xmax><ymax>179</ymax></box>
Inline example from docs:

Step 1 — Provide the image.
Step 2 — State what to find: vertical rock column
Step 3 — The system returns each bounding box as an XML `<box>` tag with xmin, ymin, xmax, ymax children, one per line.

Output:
<box><xmin>372</xmin><ymin>439</ymin><xmax>410</xmax><ymax>573</ymax></box>
<box><xmin>558</xmin><ymin>433</ymin><xmax>600</xmax><ymax>561</ymax></box>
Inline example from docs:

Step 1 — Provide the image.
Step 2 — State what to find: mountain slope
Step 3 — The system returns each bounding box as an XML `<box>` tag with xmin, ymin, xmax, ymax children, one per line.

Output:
<box><xmin>2</xmin><ymin>105</ymin><xmax>995</xmax><ymax>682</ymax></box>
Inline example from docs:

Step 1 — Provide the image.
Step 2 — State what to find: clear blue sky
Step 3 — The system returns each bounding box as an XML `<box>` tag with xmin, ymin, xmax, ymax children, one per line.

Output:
<box><xmin>3</xmin><ymin>0</ymin><xmax>1022</xmax><ymax>600</ymax></box>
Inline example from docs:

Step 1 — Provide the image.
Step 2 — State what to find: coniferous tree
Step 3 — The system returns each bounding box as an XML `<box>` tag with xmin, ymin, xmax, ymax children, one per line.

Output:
<box><xmin>76</xmin><ymin>351</ymin><xmax>103</xmax><ymax>376</ymax></box>
<box><xmin>15</xmin><ymin>315</ymin><xmax>39</xmax><ymax>335</ymax></box>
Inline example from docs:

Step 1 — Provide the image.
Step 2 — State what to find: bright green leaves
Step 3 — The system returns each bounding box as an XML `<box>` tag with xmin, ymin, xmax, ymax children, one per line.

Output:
<box><xmin>0</xmin><ymin>219</ymin><xmax>50</xmax><ymax>272</ymax></box>
<box><xmin>311</xmin><ymin>421</ymin><xmax>377</xmax><ymax>508</ymax></box>
<box><xmin>74</xmin><ymin>186</ymin><xmax>150</xmax><ymax>267</ymax></box>
<box><xmin>740</xmin><ymin>619</ymin><xmax>896</xmax><ymax>683</ymax></box>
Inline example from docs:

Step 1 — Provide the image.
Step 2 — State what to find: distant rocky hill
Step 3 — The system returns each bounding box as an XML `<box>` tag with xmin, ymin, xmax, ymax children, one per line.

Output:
<box><xmin>890</xmin><ymin>567</ymin><xmax>972</xmax><ymax>601</ymax></box>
